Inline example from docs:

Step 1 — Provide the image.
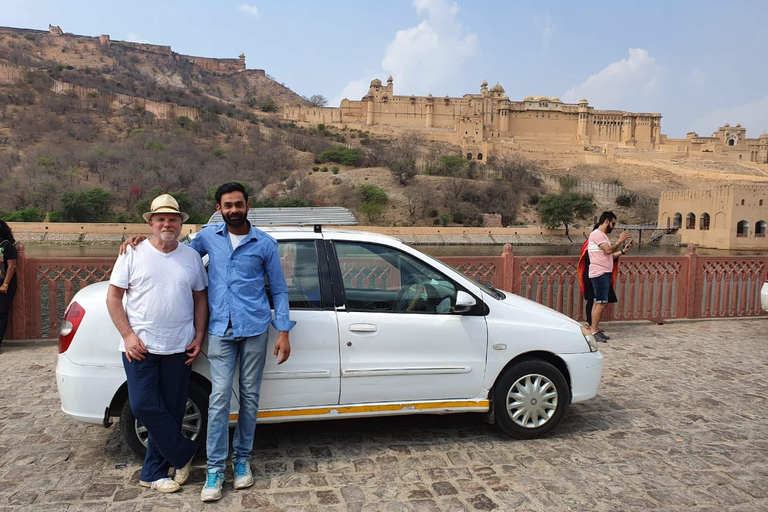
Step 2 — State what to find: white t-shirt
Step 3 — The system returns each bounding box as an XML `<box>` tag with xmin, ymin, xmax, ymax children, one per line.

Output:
<box><xmin>109</xmin><ymin>240</ymin><xmax>208</xmax><ymax>355</ymax></box>
<box><xmin>229</xmin><ymin>231</ymin><xmax>247</xmax><ymax>250</ymax></box>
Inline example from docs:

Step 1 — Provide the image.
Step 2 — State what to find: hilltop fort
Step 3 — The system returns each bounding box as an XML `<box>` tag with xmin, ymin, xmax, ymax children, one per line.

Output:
<box><xmin>0</xmin><ymin>24</ymin><xmax>264</xmax><ymax>76</ymax></box>
<box><xmin>285</xmin><ymin>77</ymin><xmax>768</xmax><ymax>167</ymax></box>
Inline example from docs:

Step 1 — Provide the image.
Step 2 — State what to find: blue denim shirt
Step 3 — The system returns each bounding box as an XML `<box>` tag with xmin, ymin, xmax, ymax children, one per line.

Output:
<box><xmin>189</xmin><ymin>222</ymin><xmax>295</xmax><ymax>338</ymax></box>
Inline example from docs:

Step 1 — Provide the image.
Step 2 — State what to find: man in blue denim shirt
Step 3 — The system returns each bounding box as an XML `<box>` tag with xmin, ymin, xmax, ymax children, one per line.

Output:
<box><xmin>191</xmin><ymin>182</ymin><xmax>294</xmax><ymax>502</ymax></box>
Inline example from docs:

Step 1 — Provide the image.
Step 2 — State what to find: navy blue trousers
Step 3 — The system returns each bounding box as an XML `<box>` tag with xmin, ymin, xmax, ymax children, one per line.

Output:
<box><xmin>122</xmin><ymin>352</ymin><xmax>197</xmax><ymax>482</ymax></box>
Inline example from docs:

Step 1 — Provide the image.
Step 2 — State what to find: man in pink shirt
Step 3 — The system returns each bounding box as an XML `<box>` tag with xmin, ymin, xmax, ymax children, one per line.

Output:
<box><xmin>588</xmin><ymin>211</ymin><xmax>630</xmax><ymax>342</ymax></box>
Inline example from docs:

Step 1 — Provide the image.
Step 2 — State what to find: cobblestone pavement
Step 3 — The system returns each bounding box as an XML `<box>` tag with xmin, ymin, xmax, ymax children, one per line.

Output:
<box><xmin>1</xmin><ymin>318</ymin><xmax>767</xmax><ymax>511</ymax></box>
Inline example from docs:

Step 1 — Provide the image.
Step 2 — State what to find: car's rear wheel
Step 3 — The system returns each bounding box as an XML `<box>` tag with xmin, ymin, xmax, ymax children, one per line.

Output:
<box><xmin>119</xmin><ymin>380</ymin><xmax>209</xmax><ymax>458</ymax></box>
<box><xmin>493</xmin><ymin>359</ymin><xmax>569</xmax><ymax>439</ymax></box>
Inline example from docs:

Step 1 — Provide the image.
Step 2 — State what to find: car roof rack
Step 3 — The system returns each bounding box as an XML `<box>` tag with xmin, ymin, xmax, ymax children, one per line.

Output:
<box><xmin>207</xmin><ymin>207</ymin><xmax>358</xmax><ymax>233</ymax></box>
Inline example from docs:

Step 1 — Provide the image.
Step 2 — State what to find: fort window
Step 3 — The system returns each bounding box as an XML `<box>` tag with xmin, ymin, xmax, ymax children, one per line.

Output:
<box><xmin>674</xmin><ymin>213</ymin><xmax>683</xmax><ymax>228</ymax></box>
<box><xmin>756</xmin><ymin>221</ymin><xmax>766</xmax><ymax>237</ymax></box>
<box><xmin>741</xmin><ymin>199</ymin><xmax>745</xmax><ymax>205</ymax></box>
<box><xmin>466</xmin><ymin>153</ymin><xmax>472</xmax><ymax>160</ymax></box>
<box><xmin>736</xmin><ymin>220</ymin><xmax>749</xmax><ymax>237</ymax></box>
<box><xmin>477</xmin><ymin>153</ymin><xmax>483</xmax><ymax>160</ymax></box>
<box><xmin>685</xmin><ymin>213</ymin><xmax>696</xmax><ymax>230</ymax></box>
<box><xmin>699</xmin><ymin>213</ymin><xmax>710</xmax><ymax>230</ymax></box>
<box><xmin>760</xmin><ymin>199</ymin><xmax>764</xmax><ymax>206</ymax></box>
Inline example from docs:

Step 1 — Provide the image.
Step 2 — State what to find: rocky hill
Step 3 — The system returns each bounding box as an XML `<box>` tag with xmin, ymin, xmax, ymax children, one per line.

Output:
<box><xmin>1</xmin><ymin>25</ymin><xmax>765</xmax><ymax>229</ymax></box>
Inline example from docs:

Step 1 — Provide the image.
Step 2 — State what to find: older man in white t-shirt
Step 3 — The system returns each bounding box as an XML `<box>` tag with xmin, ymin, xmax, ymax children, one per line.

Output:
<box><xmin>587</xmin><ymin>211</ymin><xmax>630</xmax><ymax>343</ymax></box>
<box><xmin>107</xmin><ymin>194</ymin><xmax>208</xmax><ymax>494</ymax></box>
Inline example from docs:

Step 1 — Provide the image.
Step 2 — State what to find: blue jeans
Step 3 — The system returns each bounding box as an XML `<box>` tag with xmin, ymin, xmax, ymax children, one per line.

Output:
<box><xmin>122</xmin><ymin>352</ymin><xmax>197</xmax><ymax>482</ymax></box>
<box><xmin>206</xmin><ymin>326</ymin><xmax>269</xmax><ymax>473</ymax></box>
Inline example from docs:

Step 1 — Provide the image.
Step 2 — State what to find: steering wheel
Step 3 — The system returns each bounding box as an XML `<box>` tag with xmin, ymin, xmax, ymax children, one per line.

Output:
<box><xmin>393</xmin><ymin>278</ymin><xmax>426</xmax><ymax>312</ymax></box>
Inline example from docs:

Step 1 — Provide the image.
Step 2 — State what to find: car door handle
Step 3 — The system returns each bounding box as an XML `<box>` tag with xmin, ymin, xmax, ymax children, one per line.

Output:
<box><xmin>349</xmin><ymin>323</ymin><xmax>377</xmax><ymax>332</ymax></box>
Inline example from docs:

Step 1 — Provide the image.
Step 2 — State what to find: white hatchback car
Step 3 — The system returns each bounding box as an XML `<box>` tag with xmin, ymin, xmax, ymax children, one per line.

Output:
<box><xmin>56</xmin><ymin>226</ymin><xmax>603</xmax><ymax>456</ymax></box>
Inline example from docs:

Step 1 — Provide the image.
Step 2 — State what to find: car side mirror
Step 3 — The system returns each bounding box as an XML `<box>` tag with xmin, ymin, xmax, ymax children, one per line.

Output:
<box><xmin>454</xmin><ymin>291</ymin><xmax>476</xmax><ymax>313</ymax></box>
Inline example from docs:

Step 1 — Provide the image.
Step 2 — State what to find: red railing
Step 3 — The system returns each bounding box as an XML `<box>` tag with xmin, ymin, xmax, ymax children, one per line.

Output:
<box><xmin>7</xmin><ymin>244</ymin><xmax>767</xmax><ymax>340</ymax></box>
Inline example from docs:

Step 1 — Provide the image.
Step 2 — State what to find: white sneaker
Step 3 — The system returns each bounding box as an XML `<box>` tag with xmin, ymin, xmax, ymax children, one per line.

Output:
<box><xmin>173</xmin><ymin>456</ymin><xmax>194</xmax><ymax>485</ymax></box>
<box><xmin>201</xmin><ymin>470</ymin><xmax>225</xmax><ymax>502</ymax></box>
<box><xmin>140</xmin><ymin>477</ymin><xmax>181</xmax><ymax>493</ymax></box>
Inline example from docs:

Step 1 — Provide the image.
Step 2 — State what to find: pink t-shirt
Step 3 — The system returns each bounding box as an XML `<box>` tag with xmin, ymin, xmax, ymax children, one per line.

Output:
<box><xmin>588</xmin><ymin>229</ymin><xmax>613</xmax><ymax>278</ymax></box>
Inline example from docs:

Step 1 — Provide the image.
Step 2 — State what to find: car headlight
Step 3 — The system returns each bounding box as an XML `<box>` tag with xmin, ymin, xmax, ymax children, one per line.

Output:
<box><xmin>581</xmin><ymin>325</ymin><xmax>598</xmax><ymax>352</ymax></box>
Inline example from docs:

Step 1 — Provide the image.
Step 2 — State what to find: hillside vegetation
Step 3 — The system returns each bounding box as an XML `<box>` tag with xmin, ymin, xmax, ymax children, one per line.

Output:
<box><xmin>4</xmin><ymin>26</ymin><xmax>759</xmax><ymax>229</ymax></box>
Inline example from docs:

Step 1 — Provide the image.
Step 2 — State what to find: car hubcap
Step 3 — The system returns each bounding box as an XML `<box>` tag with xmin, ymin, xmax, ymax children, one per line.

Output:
<box><xmin>506</xmin><ymin>373</ymin><xmax>558</xmax><ymax>428</ymax></box>
<box><xmin>136</xmin><ymin>397</ymin><xmax>202</xmax><ymax>447</ymax></box>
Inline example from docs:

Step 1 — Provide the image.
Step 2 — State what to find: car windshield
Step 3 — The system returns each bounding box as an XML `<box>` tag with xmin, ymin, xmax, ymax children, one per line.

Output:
<box><xmin>422</xmin><ymin>253</ymin><xmax>505</xmax><ymax>300</ymax></box>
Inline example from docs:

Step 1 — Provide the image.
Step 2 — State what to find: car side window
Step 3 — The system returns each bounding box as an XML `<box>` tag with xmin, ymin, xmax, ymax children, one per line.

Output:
<box><xmin>274</xmin><ymin>241</ymin><xmax>322</xmax><ymax>310</ymax></box>
<box><xmin>335</xmin><ymin>242</ymin><xmax>457</xmax><ymax>313</ymax></box>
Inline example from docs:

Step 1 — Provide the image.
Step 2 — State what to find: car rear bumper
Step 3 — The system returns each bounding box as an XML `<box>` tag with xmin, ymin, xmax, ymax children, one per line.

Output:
<box><xmin>55</xmin><ymin>354</ymin><xmax>125</xmax><ymax>425</ymax></box>
<box><xmin>561</xmin><ymin>351</ymin><xmax>604</xmax><ymax>403</ymax></box>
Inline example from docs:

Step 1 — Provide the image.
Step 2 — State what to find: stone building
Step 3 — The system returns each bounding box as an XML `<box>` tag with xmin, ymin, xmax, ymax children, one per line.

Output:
<box><xmin>285</xmin><ymin>78</ymin><xmax>662</xmax><ymax>158</ymax></box>
<box><xmin>657</xmin><ymin>184</ymin><xmax>768</xmax><ymax>250</ymax></box>
<box><xmin>661</xmin><ymin>124</ymin><xmax>768</xmax><ymax>164</ymax></box>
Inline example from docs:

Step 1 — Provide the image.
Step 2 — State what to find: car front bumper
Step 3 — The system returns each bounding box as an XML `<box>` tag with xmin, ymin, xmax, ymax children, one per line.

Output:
<box><xmin>561</xmin><ymin>351</ymin><xmax>604</xmax><ymax>403</ymax></box>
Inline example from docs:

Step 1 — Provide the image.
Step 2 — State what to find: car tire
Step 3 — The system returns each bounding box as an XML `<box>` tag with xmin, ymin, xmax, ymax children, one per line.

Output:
<box><xmin>493</xmin><ymin>359</ymin><xmax>569</xmax><ymax>439</ymax></box>
<box><xmin>119</xmin><ymin>380</ymin><xmax>209</xmax><ymax>458</ymax></box>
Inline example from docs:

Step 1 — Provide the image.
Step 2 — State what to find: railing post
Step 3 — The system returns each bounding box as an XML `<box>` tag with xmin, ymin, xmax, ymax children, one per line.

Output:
<box><xmin>501</xmin><ymin>243</ymin><xmax>515</xmax><ymax>292</ymax></box>
<box><xmin>10</xmin><ymin>243</ymin><xmax>27</xmax><ymax>340</ymax></box>
<box><xmin>684</xmin><ymin>244</ymin><xmax>698</xmax><ymax>319</ymax></box>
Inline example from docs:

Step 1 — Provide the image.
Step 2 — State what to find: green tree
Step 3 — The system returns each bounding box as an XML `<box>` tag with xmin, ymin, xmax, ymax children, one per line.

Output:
<box><xmin>258</xmin><ymin>97</ymin><xmax>278</xmax><ymax>113</ymax></box>
<box><xmin>360</xmin><ymin>184</ymin><xmax>388</xmax><ymax>205</ymax></box>
<box><xmin>1</xmin><ymin>207</ymin><xmax>45</xmax><ymax>222</ymax></box>
<box><xmin>538</xmin><ymin>192</ymin><xmax>595</xmax><ymax>236</ymax></box>
<box><xmin>359</xmin><ymin>184</ymin><xmax>388</xmax><ymax>223</ymax></box>
<box><xmin>315</xmin><ymin>146</ymin><xmax>364</xmax><ymax>166</ymax></box>
<box><xmin>59</xmin><ymin>188</ymin><xmax>111</xmax><ymax>222</ymax></box>
<box><xmin>438</xmin><ymin>155</ymin><xmax>468</xmax><ymax>177</ymax></box>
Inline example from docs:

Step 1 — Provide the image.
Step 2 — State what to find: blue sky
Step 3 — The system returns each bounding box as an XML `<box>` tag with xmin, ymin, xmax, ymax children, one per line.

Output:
<box><xmin>2</xmin><ymin>0</ymin><xmax>767</xmax><ymax>138</ymax></box>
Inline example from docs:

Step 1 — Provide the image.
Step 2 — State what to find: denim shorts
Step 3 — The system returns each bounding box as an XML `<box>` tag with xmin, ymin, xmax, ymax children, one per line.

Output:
<box><xmin>590</xmin><ymin>273</ymin><xmax>612</xmax><ymax>303</ymax></box>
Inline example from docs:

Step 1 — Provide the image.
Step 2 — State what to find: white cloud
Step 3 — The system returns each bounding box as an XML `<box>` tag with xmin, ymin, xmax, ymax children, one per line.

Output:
<box><xmin>334</xmin><ymin>77</ymin><xmax>372</xmax><ymax>107</ymax></box>
<box><xmin>691</xmin><ymin>96</ymin><xmax>768</xmax><ymax>136</ymax></box>
<box><xmin>561</xmin><ymin>48</ymin><xmax>663</xmax><ymax>109</ymax></box>
<box><xmin>237</xmin><ymin>4</ymin><xmax>259</xmax><ymax>19</ymax></box>
<box><xmin>333</xmin><ymin>0</ymin><xmax>477</xmax><ymax>105</ymax></box>
<box><xmin>126</xmin><ymin>32</ymin><xmax>150</xmax><ymax>44</ymax></box>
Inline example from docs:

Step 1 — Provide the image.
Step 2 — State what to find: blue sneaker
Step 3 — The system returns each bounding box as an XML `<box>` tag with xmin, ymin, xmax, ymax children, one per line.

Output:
<box><xmin>233</xmin><ymin>460</ymin><xmax>253</xmax><ymax>490</ymax></box>
<box><xmin>200</xmin><ymin>469</ymin><xmax>225</xmax><ymax>502</ymax></box>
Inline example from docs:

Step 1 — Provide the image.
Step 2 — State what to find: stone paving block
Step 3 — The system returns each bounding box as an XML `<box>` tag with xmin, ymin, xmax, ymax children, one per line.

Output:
<box><xmin>2</xmin><ymin>320</ymin><xmax>768</xmax><ymax>510</ymax></box>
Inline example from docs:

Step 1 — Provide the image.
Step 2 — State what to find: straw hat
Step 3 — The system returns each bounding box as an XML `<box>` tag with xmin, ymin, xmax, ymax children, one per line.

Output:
<box><xmin>142</xmin><ymin>194</ymin><xmax>189</xmax><ymax>222</ymax></box>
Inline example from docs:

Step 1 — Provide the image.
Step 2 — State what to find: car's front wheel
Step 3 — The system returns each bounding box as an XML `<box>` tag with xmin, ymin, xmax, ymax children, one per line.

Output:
<box><xmin>493</xmin><ymin>359</ymin><xmax>569</xmax><ymax>439</ymax></box>
<box><xmin>119</xmin><ymin>380</ymin><xmax>209</xmax><ymax>458</ymax></box>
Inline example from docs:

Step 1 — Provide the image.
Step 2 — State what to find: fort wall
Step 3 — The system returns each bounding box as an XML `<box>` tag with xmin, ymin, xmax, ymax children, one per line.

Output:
<box><xmin>0</xmin><ymin>62</ymin><xmax>26</xmax><ymax>83</ymax></box>
<box><xmin>0</xmin><ymin>25</ymin><xmax>248</xmax><ymax>75</ymax></box>
<box><xmin>658</xmin><ymin>184</ymin><xmax>768</xmax><ymax>249</ymax></box>
<box><xmin>285</xmin><ymin>78</ymin><xmax>663</xmax><ymax>159</ymax></box>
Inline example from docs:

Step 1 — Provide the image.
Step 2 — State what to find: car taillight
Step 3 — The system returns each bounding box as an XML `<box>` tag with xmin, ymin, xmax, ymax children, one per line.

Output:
<box><xmin>59</xmin><ymin>302</ymin><xmax>85</xmax><ymax>354</ymax></box>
